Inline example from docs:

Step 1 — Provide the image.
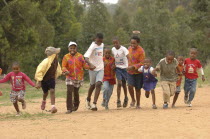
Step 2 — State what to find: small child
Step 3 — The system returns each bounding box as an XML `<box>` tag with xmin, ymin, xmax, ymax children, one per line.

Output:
<box><xmin>102</xmin><ymin>47</ymin><xmax>116</xmax><ymax>110</ymax></box>
<box><xmin>112</xmin><ymin>38</ymin><xmax>129</xmax><ymax>108</ymax></box>
<box><xmin>154</xmin><ymin>50</ymin><xmax>178</xmax><ymax>109</ymax></box>
<box><xmin>0</xmin><ymin>62</ymin><xmax>36</xmax><ymax>116</ymax></box>
<box><xmin>138</xmin><ymin>58</ymin><xmax>158</xmax><ymax>109</ymax></box>
<box><xmin>127</xmin><ymin>36</ymin><xmax>145</xmax><ymax>109</ymax></box>
<box><xmin>184</xmin><ymin>48</ymin><xmax>205</xmax><ymax>107</ymax></box>
<box><xmin>35</xmin><ymin>46</ymin><xmax>62</xmax><ymax>113</ymax></box>
<box><xmin>172</xmin><ymin>55</ymin><xmax>184</xmax><ymax>108</ymax></box>
<box><xmin>84</xmin><ymin>33</ymin><xmax>104</xmax><ymax>111</ymax></box>
<box><xmin>62</xmin><ymin>42</ymin><xmax>90</xmax><ymax>114</ymax></box>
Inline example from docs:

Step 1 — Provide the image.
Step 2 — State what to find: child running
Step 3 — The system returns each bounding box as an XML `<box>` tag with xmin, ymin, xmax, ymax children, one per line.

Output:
<box><xmin>62</xmin><ymin>42</ymin><xmax>90</xmax><ymax>114</ymax></box>
<box><xmin>154</xmin><ymin>50</ymin><xmax>178</xmax><ymax>109</ymax></box>
<box><xmin>84</xmin><ymin>33</ymin><xmax>104</xmax><ymax>111</ymax></box>
<box><xmin>35</xmin><ymin>46</ymin><xmax>62</xmax><ymax>113</ymax></box>
<box><xmin>102</xmin><ymin>47</ymin><xmax>116</xmax><ymax>110</ymax></box>
<box><xmin>127</xmin><ymin>36</ymin><xmax>145</xmax><ymax>109</ymax></box>
<box><xmin>111</xmin><ymin>38</ymin><xmax>129</xmax><ymax>108</ymax></box>
<box><xmin>184</xmin><ymin>48</ymin><xmax>205</xmax><ymax>107</ymax></box>
<box><xmin>138</xmin><ymin>58</ymin><xmax>158</xmax><ymax>109</ymax></box>
<box><xmin>0</xmin><ymin>62</ymin><xmax>36</xmax><ymax>116</ymax></box>
<box><xmin>172</xmin><ymin>55</ymin><xmax>184</xmax><ymax>108</ymax></box>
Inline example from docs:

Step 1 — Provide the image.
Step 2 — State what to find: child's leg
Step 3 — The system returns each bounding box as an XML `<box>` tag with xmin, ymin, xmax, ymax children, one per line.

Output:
<box><xmin>169</xmin><ymin>82</ymin><xmax>176</xmax><ymax>97</ymax></box>
<box><xmin>17</xmin><ymin>90</ymin><xmax>26</xmax><ymax>109</ymax></box>
<box><xmin>172</xmin><ymin>86</ymin><xmax>180</xmax><ymax>107</ymax></box>
<box><xmin>93</xmin><ymin>81</ymin><xmax>102</xmax><ymax>104</ymax></box>
<box><xmin>66</xmin><ymin>85</ymin><xmax>74</xmax><ymax>111</ymax></box>
<box><xmin>103</xmin><ymin>81</ymin><xmax>109</xmax><ymax>103</ymax></box>
<box><xmin>43</xmin><ymin>92</ymin><xmax>48</xmax><ymax>101</ymax></box>
<box><xmin>107</xmin><ymin>84</ymin><xmax>114</xmax><ymax>105</ymax></box>
<box><xmin>161</xmin><ymin>81</ymin><xmax>170</xmax><ymax>105</ymax></box>
<box><xmin>122</xmin><ymin>80</ymin><xmax>128</xmax><ymax>98</ymax></box>
<box><xmin>184</xmin><ymin>78</ymin><xmax>191</xmax><ymax>98</ymax></box>
<box><xmin>135</xmin><ymin>87</ymin><xmax>141</xmax><ymax>107</ymax></box>
<box><xmin>117</xmin><ymin>80</ymin><xmax>122</xmax><ymax>101</ymax></box>
<box><xmin>151</xmin><ymin>90</ymin><xmax>156</xmax><ymax>105</ymax></box>
<box><xmin>128</xmin><ymin>85</ymin><xmax>135</xmax><ymax>105</ymax></box>
<box><xmin>87</xmin><ymin>84</ymin><xmax>95</xmax><ymax>102</ymax></box>
<box><xmin>145</xmin><ymin>91</ymin><xmax>150</xmax><ymax>98</ymax></box>
<box><xmin>13</xmin><ymin>101</ymin><xmax>20</xmax><ymax>113</ymax></box>
<box><xmin>188</xmin><ymin>79</ymin><xmax>197</xmax><ymax>102</ymax></box>
<box><xmin>73</xmin><ymin>87</ymin><xmax>80</xmax><ymax>111</ymax></box>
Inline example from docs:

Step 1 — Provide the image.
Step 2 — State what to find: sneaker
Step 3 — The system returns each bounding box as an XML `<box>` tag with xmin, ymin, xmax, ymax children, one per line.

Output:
<box><xmin>117</xmin><ymin>100</ymin><xmax>122</xmax><ymax>108</ymax></box>
<box><xmin>16</xmin><ymin>112</ymin><xmax>21</xmax><ymax>116</ymax></box>
<box><xmin>184</xmin><ymin>95</ymin><xmax>188</xmax><ymax>104</ymax></box>
<box><xmin>72</xmin><ymin>106</ymin><xmax>79</xmax><ymax>111</ymax></box>
<box><xmin>163</xmin><ymin>103</ymin><xmax>168</xmax><ymax>109</ymax></box>
<box><xmin>171</xmin><ymin>104</ymin><xmax>175</xmax><ymax>108</ymax></box>
<box><xmin>152</xmin><ymin>104</ymin><xmax>157</xmax><ymax>109</ymax></box>
<box><xmin>130</xmin><ymin>101</ymin><xmax>136</xmax><ymax>108</ymax></box>
<box><xmin>65</xmin><ymin>110</ymin><xmax>72</xmax><ymax>114</ymax></box>
<box><xmin>136</xmin><ymin>105</ymin><xmax>141</xmax><ymax>109</ymax></box>
<box><xmin>123</xmin><ymin>97</ymin><xmax>128</xmax><ymax>108</ymax></box>
<box><xmin>51</xmin><ymin>107</ymin><xmax>57</xmax><ymax>113</ymax></box>
<box><xmin>90</xmin><ymin>104</ymin><xmax>98</xmax><ymax>111</ymax></box>
<box><xmin>101</xmin><ymin>99</ymin><xmax>105</xmax><ymax>107</ymax></box>
<box><xmin>41</xmin><ymin>100</ymin><xmax>46</xmax><ymax>110</ymax></box>
<box><xmin>85</xmin><ymin>99</ymin><xmax>91</xmax><ymax>109</ymax></box>
<box><xmin>187</xmin><ymin>101</ymin><xmax>192</xmax><ymax>107</ymax></box>
<box><xmin>22</xmin><ymin>100</ymin><xmax>26</xmax><ymax>109</ymax></box>
<box><xmin>105</xmin><ymin>106</ymin><xmax>109</xmax><ymax>110</ymax></box>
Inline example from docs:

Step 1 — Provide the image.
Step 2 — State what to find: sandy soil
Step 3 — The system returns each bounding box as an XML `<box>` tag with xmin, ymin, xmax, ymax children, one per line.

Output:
<box><xmin>0</xmin><ymin>85</ymin><xmax>210</xmax><ymax>139</ymax></box>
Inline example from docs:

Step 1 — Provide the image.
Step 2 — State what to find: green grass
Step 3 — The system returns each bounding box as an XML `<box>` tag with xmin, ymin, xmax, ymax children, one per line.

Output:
<box><xmin>0</xmin><ymin>112</ymin><xmax>53</xmax><ymax>121</ymax></box>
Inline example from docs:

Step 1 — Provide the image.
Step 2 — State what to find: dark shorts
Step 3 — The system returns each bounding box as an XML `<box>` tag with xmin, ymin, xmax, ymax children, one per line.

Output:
<box><xmin>127</xmin><ymin>73</ymin><xmax>143</xmax><ymax>89</ymax></box>
<box><xmin>41</xmin><ymin>78</ymin><xmax>56</xmax><ymax>93</ymax></box>
<box><xmin>115</xmin><ymin>68</ymin><xmax>127</xmax><ymax>81</ymax></box>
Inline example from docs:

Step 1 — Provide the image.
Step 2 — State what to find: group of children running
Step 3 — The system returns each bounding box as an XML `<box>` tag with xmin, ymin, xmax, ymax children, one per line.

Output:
<box><xmin>0</xmin><ymin>33</ymin><xmax>205</xmax><ymax>116</ymax></box>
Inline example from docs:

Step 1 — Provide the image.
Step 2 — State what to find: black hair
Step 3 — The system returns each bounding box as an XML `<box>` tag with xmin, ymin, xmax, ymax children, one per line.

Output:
<box><xmin>104</xmin><ymin>47</ymin><xmax>111</xmax><ymax>51</ymax></box>
<box><xmin>166</xmin><ymin>50</ymin><xmax>175</xmax><ymax>57</ymax></box>
<box><xmin>177</xmin><ymin>55</ymin><xmax>184</xmax><ymax>59</ymax></box>
<box><xmin>12</xmin><ymin>61</ymin><xmax>20</xmax><ymax>67</ymax></box>
<box><xmin>190</xmin><ymin>47</ymin><xmax>198</xmax><ymax>52</ymax></box>
<box><xmin>144</xmin><ymin>57</ymin><xmax>152</xmax><ymax>62</ymax></box>
<box><xmin>131</xmin><ymin>36</ymin><xmax>140</xmax><ymax>43</ymax></box>
<box><xmin>96</xmin><ymin>33</ymin><xmax>104</xmax><ymax>39</ymax></box>
<box><xmin>112</xmin><ymin>37</ymin><xmax>119</xmax><ymax>41</ymax></box>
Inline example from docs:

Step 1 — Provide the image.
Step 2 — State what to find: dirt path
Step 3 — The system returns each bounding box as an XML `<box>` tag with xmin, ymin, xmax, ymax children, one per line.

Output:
<box><xmin>0</xmin><ymin>85</ymin><xmax>210</xmax><ymax>139</ymax></box>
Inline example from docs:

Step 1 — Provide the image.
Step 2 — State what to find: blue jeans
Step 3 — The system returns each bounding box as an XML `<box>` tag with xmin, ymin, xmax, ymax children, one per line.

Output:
<box><xmin>184</xmin><ymin>78</ymin><xmax>197</xmax><ymax>102</ymax></box>
<box><xmin>103</xmin><ymin>81</ymin><xmax>114</xmax><ymax>106</ymax></box>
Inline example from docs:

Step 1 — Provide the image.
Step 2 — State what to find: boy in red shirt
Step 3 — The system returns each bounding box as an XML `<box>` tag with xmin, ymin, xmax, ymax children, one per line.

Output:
<box><xmin>184</xmin><ymin>48</ymin><xmax>205</xmax><ymax>107</ymax></box>
<box><xmin>102</xmin><ymin>47</ymin><xmax>116</xmax><ymax>110</ymax></box>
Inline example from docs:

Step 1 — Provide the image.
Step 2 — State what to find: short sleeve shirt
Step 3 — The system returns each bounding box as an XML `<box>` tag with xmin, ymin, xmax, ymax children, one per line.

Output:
<box><xmin>112</xmin><ymin>46</ymin><xmax>129</xmax><ymax>69</ymax></box>
<box><xmin>184</xmin><ymin>58</ymin><xmax>202</xmax><ymax>79</ymax></box>
<box><xmin>84</xmin><ymin>42</ymin><xmax>104</xmax><ymax>71</ymax></box>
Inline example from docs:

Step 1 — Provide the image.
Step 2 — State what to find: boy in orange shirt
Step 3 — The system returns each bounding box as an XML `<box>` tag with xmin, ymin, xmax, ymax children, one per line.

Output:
<box><xmin>62</xmin><ymin>42</ymin><xmax>90</xmax><ymax>114</ymax></box>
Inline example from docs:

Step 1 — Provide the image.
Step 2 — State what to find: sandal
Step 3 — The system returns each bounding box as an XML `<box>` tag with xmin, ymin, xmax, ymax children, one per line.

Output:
<box><xmin>123</xmin><ymin>97</ymin><xmax>128</xmax><ymax>108</ymax></box>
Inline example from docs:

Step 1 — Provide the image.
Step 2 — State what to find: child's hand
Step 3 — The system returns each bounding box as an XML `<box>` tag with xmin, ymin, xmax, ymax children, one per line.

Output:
<box><xmin>89</xmin><ymin>64</ymin><xmax>96</xmax><ymax>70</ymax></box>
<box><xmin>0</xmin><ymin>91</ymin><xmax>2</xmax><ymax>96</ymax></box>
<box><xmin>111</xmin><ymin>64</ymin><xmax>116</xmax><ymax>70</ymax></box>
<box><xmin>127</xmin><ymin>66</ymin><xmax>135</xmax><ymax>71</ymax></box>
<box><xmin>202</xmin><ymin>75</ymin><xmax>205</xmax><ymax>82</ymax></box>
<box><xmin>62</xmin><ymin>71</ymin><xmax>70</xmax><ymax>76</ymax></box>
<box><xmin>35</xmin><ymin>82</ymin><xmax>41</xmax><ymax>89</ymax></box>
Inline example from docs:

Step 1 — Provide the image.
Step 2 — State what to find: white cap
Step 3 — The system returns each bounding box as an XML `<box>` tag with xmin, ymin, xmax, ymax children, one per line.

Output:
<box><xmin>68</xmin><ymin>41</ymin><xmax>77</xmax><ymax>47</ymax></box>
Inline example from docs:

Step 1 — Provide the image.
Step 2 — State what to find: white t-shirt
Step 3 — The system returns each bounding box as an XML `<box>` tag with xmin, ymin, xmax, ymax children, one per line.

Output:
<box><xmin>112</xmin><ymin>46</ymin><xmax>129</xmax><ymax>69</ymax></box>
<box><xmin>84</xmin><ymin>42</ymin><xmax>104</xmax><ymax>71</ymax></box>
<box><xmin>138</xmin><ymin>66</ymin><xmax>154</xmax><ymax>73</ymax></box>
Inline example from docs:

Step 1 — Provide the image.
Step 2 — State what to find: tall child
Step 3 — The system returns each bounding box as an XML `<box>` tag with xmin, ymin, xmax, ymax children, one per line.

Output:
<box><xmin>154</xmin><ymin>51</ymin><xmax>178</xmax><ymax>109</ymax></box>
<box><xmin>112</xmin><ymin>38</ymin><xmax>129</xmax><ymax>108</ymax></box>
<box><xmin>138</xmin><ymin>58</ymin><xmax>158</xmax><ymax>109</ymax></box>
<box><xmin>184</xmin><ymin>48</ymin><xmax>205</xmax><ymax>107</ymax></box>
<box><xmin>84</xmin><ymin>33</ymin><xmax>104</xmax><ymax>111</ymax></box>
<box><xmin>172</xmin><ymin>55</ymin><xmax>184</xmax><ymax>108</ymax></box>
<box><xmin>0</xmin><ymin>62</ymin><xmax>36</xmax><ymax>116</ymax></box>
<box><xmin>102</xmin><ymin>47</ymin><xmax>116</xmax><ymax>110</ymax></box>
<box><xmin>62</xmin><ymin>42</ymin><xmax>90</xmax><ymax>114</ymax></box>
<box><xmin>35</xmin><ymin>46</ymin><xmax>62</xmax><ymax>113</ymax></box>
<box><xmin>127</xmin><ymin>36</ymin><xmax>145</xmax><ymax>109</ymax></box>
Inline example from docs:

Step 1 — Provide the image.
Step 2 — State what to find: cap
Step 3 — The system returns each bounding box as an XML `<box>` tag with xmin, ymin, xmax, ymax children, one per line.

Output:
<box><xmin>68</xmin><ymin>41</ymin><xmax>77</xmax><ymax>47</ymax></box>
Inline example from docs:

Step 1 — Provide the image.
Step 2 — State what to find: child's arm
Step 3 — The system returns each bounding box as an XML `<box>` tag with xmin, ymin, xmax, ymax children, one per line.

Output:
<box><xmin>61</xmin><ymin>56</ymin><xmax>70</xmax><ymax>75</ymax></box>
<box><xmin>23</xmin><ymin>73</ymin><xmax>35</xmax><ymax>87</ymax></box>
<box><xmin>84</xmin><ymin>57</ymin><xmax>96</xmax><ymax>70</ymax></box>
<box><xmin>0</xmin><ymin>73</ymin><xmax>11</xmax><ymax>83</ymax></box>
<box><xmin>200</xmin><ymin>67</ymin><xmax>205</xmax><ymax>82</ymax></box>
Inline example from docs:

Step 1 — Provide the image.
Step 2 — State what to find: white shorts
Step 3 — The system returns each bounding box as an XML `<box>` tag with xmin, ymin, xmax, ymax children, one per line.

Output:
<box><xmin>89</xmin><ymin>70</ymin><xmax>104</xmax><ymax>85</ymax></box>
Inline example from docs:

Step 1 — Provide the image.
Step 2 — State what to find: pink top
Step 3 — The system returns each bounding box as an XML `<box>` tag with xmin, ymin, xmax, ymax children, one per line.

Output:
<box><xmin>0</xmin><ymin>72</ymin><xmax>35</xmax><ymax>91</ymax></box>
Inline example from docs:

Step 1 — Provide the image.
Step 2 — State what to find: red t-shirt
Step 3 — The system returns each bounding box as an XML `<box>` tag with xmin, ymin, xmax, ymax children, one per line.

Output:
<box><xmin>103</xmin><ymin>56</ymin><xmax>116</xmax><ymax>85</ymax></box>
<box><xmin>184</xmin><ymin>58</ymin><xmax>202</xmax><ymax>79</ymax></box>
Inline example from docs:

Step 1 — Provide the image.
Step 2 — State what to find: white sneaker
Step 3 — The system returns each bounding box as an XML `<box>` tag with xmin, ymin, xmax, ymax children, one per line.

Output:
<box><xmin>85</xmin><ymin>99</ymin><xmax>91</xmax><ymax>109</ymax></box>
<box><xmin>90</xmin><ymin>104</ymin><xmax>98</xmax><ymax>111</ymax></box>
<box><xmin>187</xmin><ymin>102</ymin><xmax>192</xmax><ymax>107</ymax></box>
